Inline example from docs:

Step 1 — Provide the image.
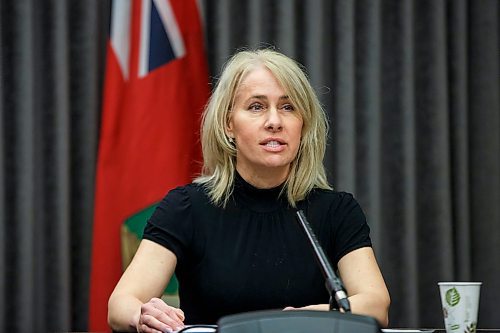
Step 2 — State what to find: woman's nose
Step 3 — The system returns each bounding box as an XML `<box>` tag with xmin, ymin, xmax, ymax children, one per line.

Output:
<box><xmin>264</xmin><ymin>108</ymin><xmax>283</xmax><ymax>132</ymax></box>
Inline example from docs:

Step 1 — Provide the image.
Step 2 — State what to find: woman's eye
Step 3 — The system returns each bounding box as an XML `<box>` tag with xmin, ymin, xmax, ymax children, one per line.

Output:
<box><xmin>249</xmin><ymin>103</ymin><xmax>264</xmax><ymax>111</ymax></box>
<box><xmin>282</xmin><ymin>104</ymin><xmax>295</xmax><ymax>111</ymax></box>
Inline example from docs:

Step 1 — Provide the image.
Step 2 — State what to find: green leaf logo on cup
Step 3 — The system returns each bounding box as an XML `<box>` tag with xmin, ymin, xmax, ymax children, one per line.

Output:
<box><xmin>445</xmin><ymin>287</ymin><xmax>461</xmax><ymax>307</ymax></box>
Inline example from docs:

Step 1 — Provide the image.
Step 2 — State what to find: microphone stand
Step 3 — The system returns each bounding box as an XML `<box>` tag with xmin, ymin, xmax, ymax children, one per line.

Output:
<box><xmin>295</xmin><ymin>210</ymin><xmax>351</xmax><ymax>312</ymax></box>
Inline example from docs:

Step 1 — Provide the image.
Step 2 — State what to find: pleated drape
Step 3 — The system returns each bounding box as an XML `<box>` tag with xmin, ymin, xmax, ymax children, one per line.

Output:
<box><xmin>0</xmin><ymin>0</ymin><xmax>498</xmax><ymax>330</ymax></box>
<box><xmin>0</xmin><ymin>0</ymin><xmax>109</xmax><ymax>331</ymax></box>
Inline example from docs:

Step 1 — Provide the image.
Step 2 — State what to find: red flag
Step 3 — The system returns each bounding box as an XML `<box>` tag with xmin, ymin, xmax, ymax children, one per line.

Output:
<box><xmin>89</xmin><ymin>0</ymin><xmax>209</xmax><ymax>330</ymax></box>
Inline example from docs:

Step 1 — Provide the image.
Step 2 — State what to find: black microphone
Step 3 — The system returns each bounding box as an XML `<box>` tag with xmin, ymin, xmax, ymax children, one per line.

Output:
<box><xmin>295</xmin><ymin>210</ymin><xmax>351</xmax><ymax>312</ymax></box>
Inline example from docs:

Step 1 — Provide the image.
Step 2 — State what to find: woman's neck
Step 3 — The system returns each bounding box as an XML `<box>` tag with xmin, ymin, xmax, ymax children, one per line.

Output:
<box><xmin>235</xmin><ymin>165</ymin><xmax>289</xmax><ymax>189</ymax></box>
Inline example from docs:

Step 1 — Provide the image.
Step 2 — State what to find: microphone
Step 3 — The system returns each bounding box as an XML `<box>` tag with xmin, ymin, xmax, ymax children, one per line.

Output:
<box><xmin>295</xmin><ymin>210</ymin><xmax>351</xmax><ymax>312</ymax></box>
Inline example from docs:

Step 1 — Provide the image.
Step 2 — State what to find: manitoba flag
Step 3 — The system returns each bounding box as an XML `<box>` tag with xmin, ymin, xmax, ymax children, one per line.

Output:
<box><xmin>88</xmin><ymin>0</ymin><xmax>209</xmax><ymax>330</ymax></box>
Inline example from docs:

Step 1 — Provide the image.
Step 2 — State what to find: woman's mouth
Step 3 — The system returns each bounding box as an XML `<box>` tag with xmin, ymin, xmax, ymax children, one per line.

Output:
<box><xmin>265</xmin><ymin>140</ymin><xmax>281</xmax><ymax>148</ymax></box>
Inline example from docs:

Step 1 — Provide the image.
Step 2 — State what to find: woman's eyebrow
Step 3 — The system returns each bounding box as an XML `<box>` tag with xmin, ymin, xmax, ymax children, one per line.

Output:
<box><xmin>246</xmin><ymin>95</ymin><xmax>290</xmax><ymax>102</ymax></box>
<box><xmin>248</xmin><ymin>95</ymin><xmax>267</xmax><ymax>101</ymax></box>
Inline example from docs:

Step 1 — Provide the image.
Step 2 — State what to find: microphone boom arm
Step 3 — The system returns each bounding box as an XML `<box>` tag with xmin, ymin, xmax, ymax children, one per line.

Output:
<box><xmin>295</xmin><ymin>210</ymin><xmax>351</xmax><ymax>312</ymax></box>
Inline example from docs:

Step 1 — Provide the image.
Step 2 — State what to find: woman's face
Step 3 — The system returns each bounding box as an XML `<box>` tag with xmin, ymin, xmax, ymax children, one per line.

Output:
<box><xmin>226</xmin><ymin>65</ymin><xmax>303</xmax><ymax>185</ymax></box>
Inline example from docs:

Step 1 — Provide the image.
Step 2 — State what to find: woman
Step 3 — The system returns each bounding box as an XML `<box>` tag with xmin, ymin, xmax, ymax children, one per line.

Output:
<box><xmin>108</xmin><ymin>49</ymin><xmax>390</xmax><ymax>332</ymax></box>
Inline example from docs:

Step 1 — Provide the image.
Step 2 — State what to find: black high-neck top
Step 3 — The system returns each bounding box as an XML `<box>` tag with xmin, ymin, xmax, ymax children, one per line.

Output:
<box><xmin>143</xmin><ymin>173</ymin><xmax>371</xmax><ymax>324</ymax></box>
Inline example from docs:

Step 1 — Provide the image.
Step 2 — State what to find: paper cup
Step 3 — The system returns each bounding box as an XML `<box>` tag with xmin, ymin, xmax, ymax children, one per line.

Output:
<box><xmin>438</xmin><ymin>282</ymin><xmax>481</xmax><ymax>333</ymax></box>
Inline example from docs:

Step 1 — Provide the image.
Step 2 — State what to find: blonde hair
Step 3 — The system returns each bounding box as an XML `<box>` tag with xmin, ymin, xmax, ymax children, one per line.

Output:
<box><xmin>194</xmin><ymin>49</ymin><xmax>331</xmax><ymax>207</ymax></box>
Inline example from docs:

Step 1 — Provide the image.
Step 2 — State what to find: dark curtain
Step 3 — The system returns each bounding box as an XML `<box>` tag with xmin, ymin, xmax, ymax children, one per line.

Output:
<box><xmin>0</xmin><ymin>0</ymin><xmax>498</xmax><ymax>331</ymax></box>
<box><xmin>0</xmin><ymin>0</ymin><xmax>110</xmax><ymax>331</ymax></box>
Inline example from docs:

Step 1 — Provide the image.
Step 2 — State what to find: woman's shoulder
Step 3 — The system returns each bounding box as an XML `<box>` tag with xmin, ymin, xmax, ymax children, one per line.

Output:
<box><xmin>305</xmin><ymin>187</ymin><xmax>362</xmax><ymax>214</ymax></box>
<box><xmin>308</xmin><ymin>187</ymin><xmax>357</xmax><ymax>203</ymax></box>
<box><xmin>147</xmin><ymin>183</ymin><xmax>212</xmax><ymax>225</ymax></box>
<box><xmin>162</xmin><ymin>182</ymin><xmax>208</xmax><ymax>201</ymax></box>
<box><xmin>304</xmin><ymin>188</ymin><xmax>367</xmax><ymax>230</ymax></box>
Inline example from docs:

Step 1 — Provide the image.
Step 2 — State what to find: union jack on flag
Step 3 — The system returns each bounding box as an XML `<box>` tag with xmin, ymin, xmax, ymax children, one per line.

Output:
<box><xmin>110</xmin><ymin>0</ymin><xmax>187</xmax><ymax>80</ymax></box>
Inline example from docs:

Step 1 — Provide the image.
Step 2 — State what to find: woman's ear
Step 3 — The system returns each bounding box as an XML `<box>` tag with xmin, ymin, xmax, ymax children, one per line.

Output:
<box><xmin>225</xmin><ymin>115</ymin><xmax>234</xmax><ymax>139</ymax></box>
